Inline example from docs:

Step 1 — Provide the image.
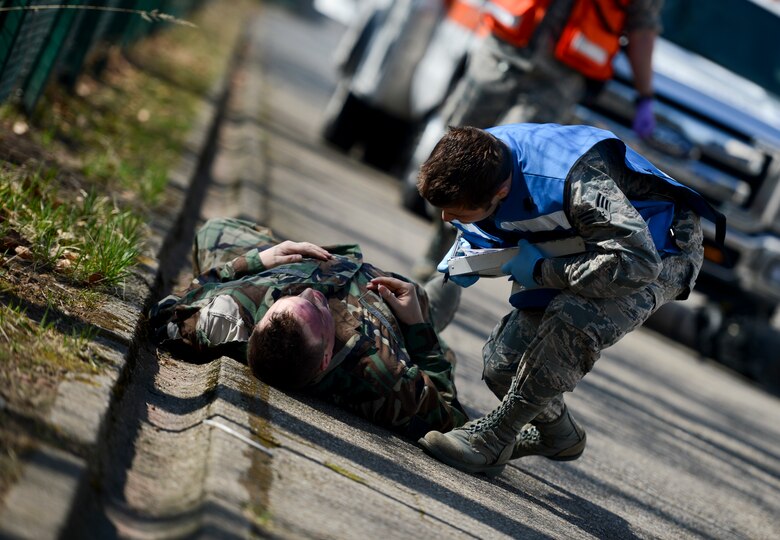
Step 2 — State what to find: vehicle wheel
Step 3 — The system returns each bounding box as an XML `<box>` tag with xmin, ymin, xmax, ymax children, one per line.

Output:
<box><xmin>322</xmin><ymin>84</ymin><xmax>364</xmax><ymax>152</ymax></box>
<box><xmin>712</xmin><ymin>314</ymin><xmax>780</xmax><ymax>389</ymax></box>
<box><xmin>748</xmin><ymin>321</ymin><xmax>780</xmax><ymax>394</ymax></box>
<box><xmin>362</xmin><ymin>111</ymin><xmax>415</xmax><ymax>173</ymax></box>
<box><xmin>401</xmin><ymin>179</ymin><xmax>429</xmax><ymax>219</ymax></box>
<box><xmin>644</xmin><ymin>302</ymin><xmax>701</xmax><ymax>350</ymax></box>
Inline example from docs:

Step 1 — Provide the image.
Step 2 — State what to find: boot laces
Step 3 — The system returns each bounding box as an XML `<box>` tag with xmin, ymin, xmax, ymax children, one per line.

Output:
<box><xmin>519</xmin><ymin>425</ymin><xmax>541</xmax><ymax>444</ymax></box>
<box><xmin>464</xmin><ymin>394</ymin><xmax>520</xmax><ymax>434</ymax></box>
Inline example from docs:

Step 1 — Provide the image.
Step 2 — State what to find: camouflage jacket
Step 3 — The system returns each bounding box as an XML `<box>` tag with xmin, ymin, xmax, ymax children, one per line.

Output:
<box><xmin>151</xmin><ymin>218</ymin><xmax>468</xmax><ymax>439</ymax></box>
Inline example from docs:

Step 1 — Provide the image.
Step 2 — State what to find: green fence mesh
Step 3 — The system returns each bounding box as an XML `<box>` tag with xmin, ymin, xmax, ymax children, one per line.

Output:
<box><xmin>0</xmin><ymin>0</ymin><xmax>205</xmax><ymax>113</ymax></box>
<box><xmin>22</xmin><ymin>0</ymin><xmax>84</xmax><ymax>111</ymax></box>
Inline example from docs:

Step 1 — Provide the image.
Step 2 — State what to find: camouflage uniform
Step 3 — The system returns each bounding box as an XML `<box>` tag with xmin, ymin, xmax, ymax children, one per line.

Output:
<box><xmin>415</xmin><ymin>128</ymin><xmax>709</xmax><ymax>476</ymax></box>
<box><xmin>481</xmin><ymin>140</ymin><xmax>703</xmax><ymax>422</ymax></box>
<box><xmin>152</xmin><ymin>218</ymin><xmax>468</xmax><ymax>439</ymax></box>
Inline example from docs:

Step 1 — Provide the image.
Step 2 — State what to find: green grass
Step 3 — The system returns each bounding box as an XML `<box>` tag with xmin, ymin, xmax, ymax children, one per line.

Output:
<box><xmin>0</xmin><ymin>0</ymin><xmax>256</xmax><ymax>500</ymax></box>
<box><xmin>0</xmin><ymin>166</ymin><xmax>143</xmax><ymax>286</ymax></box>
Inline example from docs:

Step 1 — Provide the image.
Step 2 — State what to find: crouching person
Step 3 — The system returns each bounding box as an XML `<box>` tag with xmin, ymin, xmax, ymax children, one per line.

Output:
<box><xmin>414</xmin><ymin>123</ymin><xmax>725</xmax><ymax>477</ymax></box>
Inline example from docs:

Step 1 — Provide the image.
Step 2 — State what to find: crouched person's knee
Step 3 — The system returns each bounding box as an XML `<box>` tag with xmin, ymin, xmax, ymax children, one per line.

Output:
<box><xmin>483</xmin><ymin>357</ymin><xmax>515</xmax><ymax>399</ymax></box>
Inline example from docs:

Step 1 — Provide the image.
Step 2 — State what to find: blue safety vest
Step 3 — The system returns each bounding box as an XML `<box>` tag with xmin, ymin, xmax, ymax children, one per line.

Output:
<box><xmin>451</xmin><ymin>123</ymin><xmax>726</xmax><ymax>309</ymax></box>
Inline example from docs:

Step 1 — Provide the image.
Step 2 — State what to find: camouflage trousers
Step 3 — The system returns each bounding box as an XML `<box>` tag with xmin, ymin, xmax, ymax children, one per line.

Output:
<box><xmin>191</xmin><ymin>217</ymin><xmax>281</xmax><ymax>276</ymax></box>
<box><xmin>483</xmin><ymin>210</ymin><xmax>704</xmax><ymax>422</ymax></box>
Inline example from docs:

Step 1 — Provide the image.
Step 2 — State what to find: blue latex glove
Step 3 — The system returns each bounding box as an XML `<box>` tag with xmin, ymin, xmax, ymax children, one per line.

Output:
<box><xmin>437</xmin><ymin>236</ymin><xmax>479</xmax><ymax>288</ymax></box>
<box><xmin>633</xmin><ymin>96</ymin><xmax>655</xmax><ymax>139</ymax></box>
<box><xmin>449</xmin><ymin>273</ymin><xmax>478</xmax><ymax>288</ymax></box>
<box><xmin>501</xmin><ymin>239</ymin><xmax>544</xmax><ymax>288</ymax></box>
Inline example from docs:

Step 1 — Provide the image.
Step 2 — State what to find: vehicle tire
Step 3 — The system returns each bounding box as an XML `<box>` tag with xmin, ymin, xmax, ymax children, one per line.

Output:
<box><xmin>644</xmin><ymin>302</ymin><xmax>701</xmax><ymax>351</ymax></box>
<box><xmin>748</xmin><ymin>321</ymin><xmax>780</xmax><ymax>394</ymax></box>
<box><xmin>322</xmin><ymin>85</ymin><xmax>364</xmax><ymax>152</ymax></box>
<box><xmin>401</xmin><ymin>180</ymin><xmax>429</xmax><ymax>219</ymax></box>
<box><xmin>362</xmin><ymin>111</ymin><xmax>415</xmax><ymax>174</ymax></box>
<box><xmin>711</xmin><ymin>314</ymin><xmax>780</xmax><ymax>392</ymax></box>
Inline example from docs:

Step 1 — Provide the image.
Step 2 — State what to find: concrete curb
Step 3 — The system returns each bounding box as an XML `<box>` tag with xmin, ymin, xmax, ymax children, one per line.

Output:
<box><xmin>0</xmin><ymin>27</ymin><xmax>245</xmax><ymax>540</ymax></box>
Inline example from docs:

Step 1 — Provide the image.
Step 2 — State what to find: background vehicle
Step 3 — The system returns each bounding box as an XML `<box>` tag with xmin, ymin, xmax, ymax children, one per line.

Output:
<box><xmin>568</xmin><ymin>0</ymin><xmax>780</xmax><ymax>390</ymax></box>
<box><xmin>320</xmin><ymin>0</ymin><xmax>486</xmax><ymax>172</ymax></box>
<box><xmin>323</xmin><ymin>0</ymin><xmax>780</xmax><ymax>391</ymax></box>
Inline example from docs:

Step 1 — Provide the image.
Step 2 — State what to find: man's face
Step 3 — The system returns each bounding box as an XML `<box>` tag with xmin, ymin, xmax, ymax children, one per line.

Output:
<box><xmin>440</xmin><ymin>203</ymin><xmax>496</xmax><ymax>224</ymax></box>
<box><xmin>258</xmin><ymin>288</ymin><xmax>336</xmax><ymax>371</ymax></box>
<box><xmin>439</xmin><ymin>176</ymin><xmax>511</xmax><ymax>224</ymax></box>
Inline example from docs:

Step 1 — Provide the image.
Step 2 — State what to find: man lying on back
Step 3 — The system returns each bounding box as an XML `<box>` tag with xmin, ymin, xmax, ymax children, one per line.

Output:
<box><xmin>149</xmin><ymin>217</ymin><xmax>468</xmax><ymax>439</ymax></box>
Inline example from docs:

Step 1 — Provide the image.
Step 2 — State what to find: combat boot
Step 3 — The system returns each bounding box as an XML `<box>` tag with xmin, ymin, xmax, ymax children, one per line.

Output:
<box><xmin>511</xmin><ymin>406</ymin><xmax>586</xmax><ymax>461</ymax></box>
<box><xmin>419</xmin><ymin>395</ymin><xmax>544</xmax><ymax>478</ymax></box>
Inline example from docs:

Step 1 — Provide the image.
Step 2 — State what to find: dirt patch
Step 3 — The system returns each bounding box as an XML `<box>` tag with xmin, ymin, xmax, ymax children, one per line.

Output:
<box><xmin>0</xmin><ymin>262</ymin><xmax>105</xmax><ymax>407</ymax></box>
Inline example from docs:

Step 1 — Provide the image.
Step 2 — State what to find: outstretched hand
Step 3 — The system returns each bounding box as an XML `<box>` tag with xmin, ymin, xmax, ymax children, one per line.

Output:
<box><xmin>633</xmin><ymin>96</ymin><xmax>655</xmax><ymax>139</ymax></box>
<box><xmin>260</xmin><ymin>241</ymin><xmax>332</xmax><ymax>269</ymax></box>
<box><xmin>367</xmin><ymin>276</ymin><xmax>425</xmax><ymax>325</ymax></box>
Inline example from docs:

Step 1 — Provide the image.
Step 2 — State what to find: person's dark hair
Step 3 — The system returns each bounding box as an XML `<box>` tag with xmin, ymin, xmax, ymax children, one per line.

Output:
<box><xmin>417</xmin><ymin>126</ymin><xmax>511</xmax><ymax>209</ymax></box>
<box><xmin>247</xmin><ymin>312</ymin><xmax>324</xmax><ymax>390</ymax></box>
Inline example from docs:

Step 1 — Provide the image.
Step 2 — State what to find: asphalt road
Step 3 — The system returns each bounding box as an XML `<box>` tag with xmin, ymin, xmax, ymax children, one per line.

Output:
<box><xmin>225</xmin><ymin>3</ymin><xmax>780</xmax><ymax>539</ymax></box>
<box><xmin>66</xmin><ymin>4</ymin><xmax>780</xmax><ymax>539</ymax></box>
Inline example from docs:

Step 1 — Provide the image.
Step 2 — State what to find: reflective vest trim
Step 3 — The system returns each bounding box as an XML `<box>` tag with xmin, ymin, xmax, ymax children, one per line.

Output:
<box><xmin>447</xmin><ymin>0</ymin><xmax>488</xmax><ymax>32</ymax></box>
<box><xmin>485</xmin><ymin>0</ymin><xmax>627</xmax><ymax>79</ymax></box>
<box><xmin>453</xmin><ymin>221</ymin><xmax>503</xmax><ymax>248</ymax></box>
<box><xmin>498</xmin><ymin>210</ymin><xmax>572</xmax><ymax>233</ymax></box>
<box><xmin>484</xmin><ymin>0</ymin><xmax>552</xmax><ymax>48</ymax></box>
<box><xmin>554</xmin><ymin>0</ymin><xmax>628</xmax><ymax>80</ymax></box>
<box><xmin>570</xmin><ymin>30</ymin><xmax>608</xmax><ymax>66</ymax></box>
<box><xmin>484</xmin><ymin>2</ymin><xmax>522</xmax><ymax>28</ymax></box>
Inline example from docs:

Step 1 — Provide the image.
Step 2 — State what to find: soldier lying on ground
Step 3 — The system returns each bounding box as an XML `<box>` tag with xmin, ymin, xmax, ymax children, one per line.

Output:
<box><xmin>149</xmin><ymin>217</ymin><xmax>468</xmax><ymax>439</ymax></box>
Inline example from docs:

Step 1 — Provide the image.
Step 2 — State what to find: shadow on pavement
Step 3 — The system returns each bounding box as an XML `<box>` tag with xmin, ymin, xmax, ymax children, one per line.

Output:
<box><xmin>139</xmin><ymin>365</ymin><xmax>652</xmax><ymax>538</ymax></box>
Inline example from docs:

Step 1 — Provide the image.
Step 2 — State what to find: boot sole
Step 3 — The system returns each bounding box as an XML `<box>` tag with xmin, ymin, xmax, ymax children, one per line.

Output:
<box><xmin>418</xmin><ymin>437</ymin><xmax>506</xmax><ymax>479</ymax></box>
<box><xmin>512</xmin><ymin>432</ymin><xmax>587</xmax><ymax>461</ymax></box>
